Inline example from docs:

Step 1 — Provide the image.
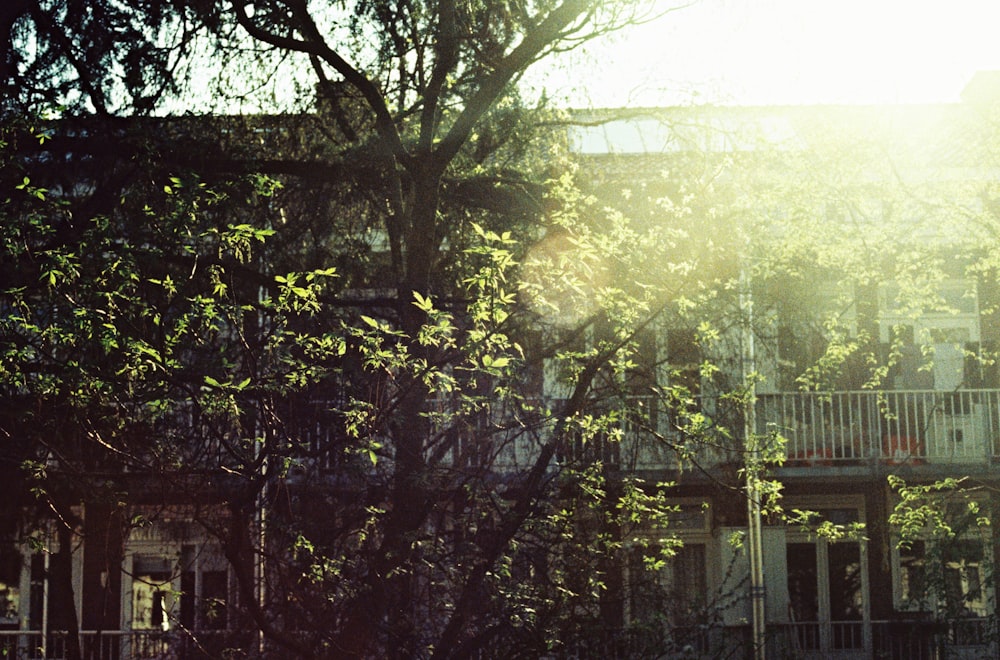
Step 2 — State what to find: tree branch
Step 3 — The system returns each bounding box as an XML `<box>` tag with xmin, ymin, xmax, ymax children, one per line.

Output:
<box><xmin>230</xmin><ymin>0</ymin><xmax>411</xmax><ymax>168</ymax></box>
<box><xmin>419</xmin><ymin>0</ymin><xmax>458</xmax><ymax>154</ymax></box>
<box><xmin>433</xmin><ymin>0</ymin><xmax>593</xmax><ymax>169</ymax></box>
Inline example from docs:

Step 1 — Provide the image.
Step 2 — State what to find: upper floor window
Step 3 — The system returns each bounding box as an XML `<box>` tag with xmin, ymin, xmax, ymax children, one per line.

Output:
<box><xmin>878</xmin><ymin>279</ymin><xmax>980</xmax><ymax>345</ymax></box>
<box><xmin>880</xmin><ymin>280</ymin><xmax>978</xmax><ymax>317</ymax></box>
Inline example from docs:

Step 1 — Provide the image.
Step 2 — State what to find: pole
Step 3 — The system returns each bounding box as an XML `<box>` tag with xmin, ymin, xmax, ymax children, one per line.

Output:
<box><xmin>740</xmin><ymin>260</ymin><xmax>766</xmax><ymax>660</ymax></box>
<box><xmin>42</xmin><ymin>545</ymin><xmax>49</xmax><ymax>659</ymax></box>
<box><xmin>255</xmin><ymin>281</ymin><xmax>268</xmax><ymax>656</ymax></box>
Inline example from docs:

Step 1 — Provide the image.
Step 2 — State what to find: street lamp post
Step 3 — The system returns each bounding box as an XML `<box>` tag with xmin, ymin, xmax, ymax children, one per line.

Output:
<box><xmin>740</xmin><ymin>260</ymin><xmax>766</xmax><ymax>660</ymax></box>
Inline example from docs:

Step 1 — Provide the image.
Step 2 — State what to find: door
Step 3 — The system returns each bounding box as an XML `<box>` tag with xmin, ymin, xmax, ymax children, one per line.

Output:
<box><xmin>786</xmin><ymin>539</ymin><xmax>867</xmax><ymax>656</ymax></box>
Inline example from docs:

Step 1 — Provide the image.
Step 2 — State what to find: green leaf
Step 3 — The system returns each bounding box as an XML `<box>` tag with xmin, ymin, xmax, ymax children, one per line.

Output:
<box><xmin>412</xmin><ymin>291</ymin><xmax>433</xmax><ymax>312</ymax></box>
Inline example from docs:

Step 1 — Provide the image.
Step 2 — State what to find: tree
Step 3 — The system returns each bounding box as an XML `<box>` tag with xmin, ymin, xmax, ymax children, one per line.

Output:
<box><xmin>11</xmin><ymin>7</ymin><xmax>998</xmax><ymax>658</ymax></box>
<box><xmin>1</xmin><ymin>3</ymin><xmax>711</xmax><ymax>659</ymax></box>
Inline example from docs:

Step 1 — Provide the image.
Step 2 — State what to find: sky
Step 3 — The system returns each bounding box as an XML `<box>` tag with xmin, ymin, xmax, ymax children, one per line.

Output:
<box><xmin>531</xmin><ymin>0</ymin><xmax>1000</xmax><ymax>108</ymax></box>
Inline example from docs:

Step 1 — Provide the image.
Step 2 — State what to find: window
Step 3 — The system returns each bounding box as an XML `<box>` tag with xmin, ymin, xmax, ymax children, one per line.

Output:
<box><xmin>3</xmin><ymin>528</ymin><xmax>84</xmax><ymax>634</ymax></box>
<box><xmin>878</xmin><ymin>280</ymin><xmax>981</xmax><ymax>359</ymax></box>
<box><xmin>131</xmin><ymin>555</ymin><xmax>176</xmax><ymax>631</ymax></box>
<box><xmin>894</xmin><ymin>537</ymin><xmax>990</xmax><ymax>619</ymax></box>
<box><xmin>180</xmin><ymin>545</ymin><xmax>231</xmax><ymax>630</ymax></box>
<box><xmin>898</xmin><ymin>541</ymin><xmax>926</xmax><ymax>609</ymax></box>
<box><xmin>942</xmin><ymin>539</ymin><xmax>987</xmax><ymax>618</ymax></box>
<box><xmin>669</xmin><ymin>504</ymin><xmax>710</xmax><ymax>532</ymax></box>
<box><xmin>123</xmin><ymin>520</ymin><xmax>233</xmax><ymax>634</ymax></box>
<box><xmin>628</xmin><ymin>542</ymin><xmax>708</xmax><ymax>628</ymax></box>
<box><xmin>666</xmin><ymin>328</ymin><xmax>701</xmax><ymax>396</ymax></box>
<box><xmin>0</xmin><ymin>543</ymin><xmax>21</xmax><ymax>624</ymax></box>
<box><xmin>625</xmin><ymin>498</ymin><xmax>713</xmax><ymax>649</ymax></box>
<box><xmin>783</xmin><ymin>502</ymin><xmax>867</xmax><ymax>652</ymax></box>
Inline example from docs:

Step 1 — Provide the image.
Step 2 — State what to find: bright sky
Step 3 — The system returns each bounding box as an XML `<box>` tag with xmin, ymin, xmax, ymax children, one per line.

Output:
<box><xmin>533</xmin><ymin>0</ymin><xmax>1000</xmax><ymax>107</ymax></box>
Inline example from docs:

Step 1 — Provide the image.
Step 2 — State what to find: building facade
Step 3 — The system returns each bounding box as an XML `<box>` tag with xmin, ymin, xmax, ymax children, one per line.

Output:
<box><xmin>4</xmin><ymin>77</ymin><xmax>1000</xmax><ymax>658</ymax></box>
<box><xmin>558</xmin><ymin>73</ymin><xmax>1000</xmax><ymax>659</ymax></box>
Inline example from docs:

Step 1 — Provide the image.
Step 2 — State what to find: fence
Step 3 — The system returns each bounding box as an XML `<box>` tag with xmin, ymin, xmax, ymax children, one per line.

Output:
<box><xmin>758</xmin><ymin>389</ymin><xmax>1000</xmax><ymax>467</ymax></box>
<box><xmin>0</xmin><ymin>630</ymin><xmax>250</xmax><ymax>660</ymax></box>
<box><xmin>768</xmin><ymin>618</ymin><xmax>994</xmax><ymax>659</ymax></box>
<box><xmin>284</xmin><ymin>389</ymin><xmax>1000</xmax><ymax>473</ymax></box>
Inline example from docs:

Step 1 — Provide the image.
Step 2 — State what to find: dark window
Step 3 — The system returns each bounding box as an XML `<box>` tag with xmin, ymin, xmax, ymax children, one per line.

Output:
<box><xmin>201</xmin><ymin>571</ymin><xmax>228</xmax><ymax>629</ymax></box>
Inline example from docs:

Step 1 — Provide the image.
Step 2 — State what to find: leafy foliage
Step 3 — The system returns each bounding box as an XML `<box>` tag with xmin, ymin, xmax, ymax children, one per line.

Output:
<box><xmin>9</xmin><ymin>3</ymin><xmax>1000</xmax><ymax>659</ymax></box>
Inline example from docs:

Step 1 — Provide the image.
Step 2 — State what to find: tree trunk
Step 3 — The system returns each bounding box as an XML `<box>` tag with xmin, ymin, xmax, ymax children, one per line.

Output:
<box><xmin>49</xmin><ymin>508</ymin><xmax>82</xmax><ymax>660</ymax></box>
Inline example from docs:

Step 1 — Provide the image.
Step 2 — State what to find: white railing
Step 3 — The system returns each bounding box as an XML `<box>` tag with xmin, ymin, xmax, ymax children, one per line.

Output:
<box><xmin>532</xmin><ymin>395</ymin><xmax>738</xmax><ymax>472</ymax></box>
<box><xmin>548</xmin><ymin>389</ymin><xmax>1000</xmax><ymax>471</ymax></box>
<box><xmin>758</xmin><ymin>389</ymin><xmax>1000</xmax><ymax>466</ymax></box>
<box><xmin>284</xmin><ymin>389</ymin><xmax>1000</xmax><ymax>475</ymax></box>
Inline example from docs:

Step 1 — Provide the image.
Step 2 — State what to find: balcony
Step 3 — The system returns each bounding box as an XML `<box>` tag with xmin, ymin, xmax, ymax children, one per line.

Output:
<box><xmin>555</xmin><ymin>619</ymin><xmax>993</xmax><ymax>658</ymax></box>
<box><xmin>757</xmin><ymin>389</ymin><xmax>1000</xmax><ymax>468</ymax></box>
<box><xmin>284</xmin><ymin>390</ymin><xmax>1000</xmax><ymax>475</ymax></box>
<box><xmin>577</xmin><ymin>389</ymin><xmax>1000</xmax><ymax>473</ymax></box>
<box><xmin>767</xmin><ymin>618</ymin><xmax>995</xmax><ymax>659</ymax></box>
<box><xmin>0</xmin><ymin>629</ymin><xmax>252</xmax><ymax>659</ymax></box>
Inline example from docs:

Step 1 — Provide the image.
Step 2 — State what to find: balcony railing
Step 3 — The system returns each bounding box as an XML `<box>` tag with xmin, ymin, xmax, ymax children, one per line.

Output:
<box><xmin>757</xmin><ymin>389</ymin><xmax>1000</xmax><ymax>467</ymax></box>
<box><xmin>549</xmin><ymin>619</ymin><xmax>993</xmax><ymax>658</ymax></box>
<box><xmin>0</xmin><ymin>629</ymin><xmax>252</xmax><ymax>660</ymax></box>
<box><xmin>284</xmin><ymin>389</ymin><xmax>1000</xmax><ymax>474</ymax></box>
<box><xmin>551</xmin><ymin>389</ymin><xmax>1000</xmax><ymax>472</ymax></box>
<box><xmin>768</xmin><ymin>618</ymin><xmax>995</xmax><ymax>659</ymax></box>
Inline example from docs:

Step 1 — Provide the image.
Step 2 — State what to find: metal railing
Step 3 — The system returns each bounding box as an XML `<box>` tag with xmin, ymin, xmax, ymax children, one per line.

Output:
<box><xmin>758</xmin><ymin>389</ymin><xmax>1000</xmax><ymax>467</ymax></box>
<box><xmin>767</xmin><ymin>619</ymin><xmax>867</xmax><ymax>654</ymax></box>
<box><xmin>547</xmin><ymin>389</ymin><xmax>1000</xmax><ymax>471</ymax></box>
<box><xmin>0</xmin><ymin>629</ymin><xmax>250</xmax><ymax>660</ymax></box>
<box><xmin>768</xmin><ymin>618</ymin><xmax>995</xmax><ymax>659</ymax></box>
<box><xmin>282</xmin><ymin>389</ymin><xmax>1000</xmax><ymax>474</ymax></box>
<box><xmin>577</xmin><ymin>389</ymin><xmax>1000</xmax><ymax>471</ymax></box>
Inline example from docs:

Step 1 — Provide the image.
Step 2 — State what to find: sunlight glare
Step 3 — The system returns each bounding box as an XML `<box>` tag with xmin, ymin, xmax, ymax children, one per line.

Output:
<box><xmin>534</xmin><ymin>0</ymin><xmax>1000</xmax><ymax>107</ymax></box>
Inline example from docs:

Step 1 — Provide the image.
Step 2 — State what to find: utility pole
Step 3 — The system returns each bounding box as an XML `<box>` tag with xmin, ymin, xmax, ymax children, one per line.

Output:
<box><xmin>740</xmin><ymin>259</ymin><xmax>766</xmax><ymax>660</ymax></box>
